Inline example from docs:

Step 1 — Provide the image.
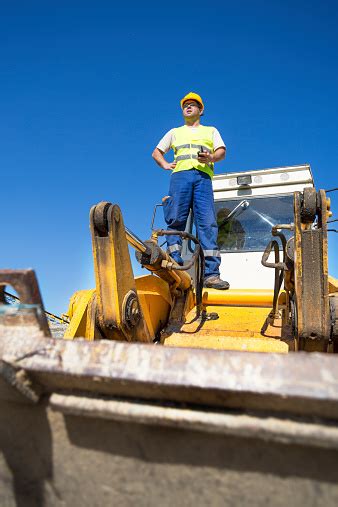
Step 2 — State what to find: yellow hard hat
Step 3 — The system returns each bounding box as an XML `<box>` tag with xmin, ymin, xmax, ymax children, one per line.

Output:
<box><xmin>180</xmin><ymin>92</ymin><xmax>204</xmax><ymax>110</ymax></box>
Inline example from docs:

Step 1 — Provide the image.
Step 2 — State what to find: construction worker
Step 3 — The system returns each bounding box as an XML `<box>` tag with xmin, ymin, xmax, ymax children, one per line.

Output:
<box><xmin>152</xmin><ymin>92</ymin><xmax>230</xmax><ymax>289</ymax></box>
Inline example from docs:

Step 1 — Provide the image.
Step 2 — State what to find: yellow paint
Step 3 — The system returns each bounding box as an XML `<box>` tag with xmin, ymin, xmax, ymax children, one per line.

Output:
<box><xmin>165</xmin><ymin>334</ymin><xmax>288</xmax><ymax>353</ymax></box>
<box><xmin>329</xmin><ymin>276</ymin><xmax>338</xmax><ymax>293</ymax></box>
<box><xmin>65</xmin><ymin>275</ymin><xmax>173</xmax><ymax>341</ymax></box>
<box><xmin>64</xmin><ymin>289</ymin><xmax>95</xmax><ymax>340</ymax></box>
<box><xmin>90</xmin><ymin>204</ymin><xmax>152</xmax><ymax>342</ymax></box>
<box><xmin>184</xmin><ymin>306</ymin><xmax>280</xmax><ymax>336</ymax></box>
<box><xmin>65</xmin><ymin>281</ymin><xmax>291</xmax><ymax>352</ymax></box>
<box><xmin>201</xmin><ymin>289</ymin><xmax>275</xmax><ymax>307</ymax></box>
<box><xmin>163</xmin><ymin>304</ymin><xmax>289</xmax><ymax>353</ymax></box>
<box><xmin>85</xmin><ymin>292</ymin><xmax>97</xmax><ymax>341</ymax></box>
<box><xmin>135</xmin><ymin>275</ymin><xmax>172</xmax><ymax>337</ymax></box>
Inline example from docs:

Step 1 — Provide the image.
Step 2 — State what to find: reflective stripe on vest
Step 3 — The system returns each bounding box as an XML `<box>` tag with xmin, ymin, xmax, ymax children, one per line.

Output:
<box><xmin>174</xmin><ymin>144</ymin><xmax>211</xmax><ymax>153</ymax></box>
<box><xmin>171</xmin><ymin>125</ymin><xmax>215</xmax><ymax>178</ymax></box>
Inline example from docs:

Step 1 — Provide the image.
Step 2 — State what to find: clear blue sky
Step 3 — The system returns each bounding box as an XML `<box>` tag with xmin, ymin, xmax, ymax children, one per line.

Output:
<box><xmin>1</xmin><ymin>1</ymin><xmax>337</xmax><ymax>314</ymax></box>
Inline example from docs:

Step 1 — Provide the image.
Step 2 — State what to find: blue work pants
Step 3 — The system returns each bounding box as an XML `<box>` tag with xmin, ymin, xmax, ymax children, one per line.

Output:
<box><xmin>163</xmin><ymin>169</ymin><xmax>221</xmax><ymax>278</ymax></box>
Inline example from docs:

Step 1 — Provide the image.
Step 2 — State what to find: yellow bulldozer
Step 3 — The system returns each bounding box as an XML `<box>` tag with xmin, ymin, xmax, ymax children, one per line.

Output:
<box><xmin>1</xmin><ymin>164</ymin><xmax>338</xmax><ymax>506</ymax></box>
<box><xmin>64</xmin><ymin>163</ymin><xmax>337</xmax><ymax>354</ymax></box>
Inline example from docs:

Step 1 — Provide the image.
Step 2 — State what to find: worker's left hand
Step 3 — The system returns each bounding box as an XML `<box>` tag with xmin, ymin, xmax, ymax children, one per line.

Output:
<box><xmin>198</xmin><ymin>152</ymin><xmax>213</xmax><ymax>163</ymax></box>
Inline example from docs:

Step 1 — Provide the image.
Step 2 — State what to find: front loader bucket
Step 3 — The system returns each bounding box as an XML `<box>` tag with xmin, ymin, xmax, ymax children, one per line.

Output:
<box><xmin>1</xmin><ymin>327</ymin><xmax>338</xmax><ymax>505</ymax></box>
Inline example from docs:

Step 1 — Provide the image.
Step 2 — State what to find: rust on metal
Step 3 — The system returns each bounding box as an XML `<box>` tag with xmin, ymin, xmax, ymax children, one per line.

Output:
<box><xmin>293</xmin><ymin>191</ymin><xmax>331</xmax><ymax>351</ymax></box>
<box><xmin>90</xmin><ymin>202</ymin><xmax>152</xmax><ymax>343</ymax></box>
<box><xmin>0</xmin><ymin>361</ymin><xmax>41</xmax><ymax>403</ymax></box>
<box><xmin>2</xmin><ymin>332</ymin><xmax>338</xmax><ymax>420</ymax></box>
<box><xmin>50</xmin><ymin>392</ymin><xmax>338</xmax><ymax>450</ymax></box>
<box><xmin>0</xmin><ymin>269</ymin><xmax>50</xmax><ymax>337</ymax></box>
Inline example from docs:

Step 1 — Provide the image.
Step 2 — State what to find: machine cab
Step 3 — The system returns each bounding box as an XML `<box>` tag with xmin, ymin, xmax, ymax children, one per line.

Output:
<box><xmin>211</xmin><ymin>164</ymin><xmax>314</xmax><ymax>288</ymax></box>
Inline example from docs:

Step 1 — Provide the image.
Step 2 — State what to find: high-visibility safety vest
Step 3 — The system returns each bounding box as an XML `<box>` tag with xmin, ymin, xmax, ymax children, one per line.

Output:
<box><xmin>171</xmin><ymin>125</ymin><xmax>215</xmax><ymax>178</ymax></box>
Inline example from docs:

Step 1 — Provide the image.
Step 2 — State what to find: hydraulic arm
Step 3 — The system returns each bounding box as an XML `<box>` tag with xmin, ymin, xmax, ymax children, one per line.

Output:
<box><xmin>262</xmin><ymin>188</ymin><xmax>337</xmax><ymax>352</ymax></box>
<box><xmin>64</xmin><ymin>201</ymin><xmax>193</xmax><ymax>341</ymax></box>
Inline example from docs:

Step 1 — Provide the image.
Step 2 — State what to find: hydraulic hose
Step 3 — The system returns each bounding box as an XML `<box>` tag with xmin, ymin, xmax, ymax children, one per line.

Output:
<box><xmin>261</xmin><ymin>228</ymin><xmax>287</xmax><ymax>332</ymax></box>
<box><xmin>153</xmin><ymin>229</ymin><xmax>205</xmax><ymax>317</ymax></box>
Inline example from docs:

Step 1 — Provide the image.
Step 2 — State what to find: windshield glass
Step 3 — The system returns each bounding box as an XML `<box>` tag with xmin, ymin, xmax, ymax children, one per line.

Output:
<box><xmin>215</xmin><ymin>194</ymin><xmax>294</xmax><ymax>252</ymax></box>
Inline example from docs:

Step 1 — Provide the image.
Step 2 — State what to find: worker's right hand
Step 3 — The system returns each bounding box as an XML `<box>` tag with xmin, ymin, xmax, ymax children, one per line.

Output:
<box><xmin>162</xmin><ymin>161</ymin><xmax>177</xmax><ymax>171</ymax></box>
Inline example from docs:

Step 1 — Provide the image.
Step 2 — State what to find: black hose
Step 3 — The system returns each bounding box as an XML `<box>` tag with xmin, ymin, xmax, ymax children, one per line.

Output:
<box><xmin>271</xmin><ymin>230</ymin><xmax>286</xmax><ymax>318</ymax></box>
<box><xmin>326</xmin><ymin>188</ymin><xmax>338</xmax><ymax>193</ymax></box>
<box><xmin>260</xmin><ymin>229</ymin><xmax>287</xmax><ymax>333</ymax></box>
<box><xmin>260</xmin><ymin>241</ymin><xmax>284</xmax><ymax>334</ymax></box>
<box><xmin>153</xmin><ymin>229</ymin><xmax>205</xmax><ymax>317</ymax></box>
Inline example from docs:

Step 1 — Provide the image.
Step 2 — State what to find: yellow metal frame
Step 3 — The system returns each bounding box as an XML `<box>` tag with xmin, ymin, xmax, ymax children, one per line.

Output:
<box><xmin>163</xmin><ymin>295</ymin><xmax>289</xmax><ymax>353</ymax></box>
<box><xmin>201</xmin><ymin>289</ymin><xmax>275</xmax><ymax>307</ymax></box>
<box><xmin>64</xmin><ymin>276</ymin><xmax>173</xmax><ymax>342</ymax></box>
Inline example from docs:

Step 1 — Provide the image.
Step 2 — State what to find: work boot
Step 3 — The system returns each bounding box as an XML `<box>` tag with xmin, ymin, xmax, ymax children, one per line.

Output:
<box><xmin>203</xmin><ymin>275</ymin><xmax>230</xmax><ymax>290</ymax></box>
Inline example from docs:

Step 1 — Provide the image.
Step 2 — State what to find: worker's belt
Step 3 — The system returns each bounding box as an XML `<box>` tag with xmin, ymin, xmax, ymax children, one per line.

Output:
<box><xmin>174</xmin><ymin>144</ymin><xmax>211</xmax><ymax>153</ymax></box>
